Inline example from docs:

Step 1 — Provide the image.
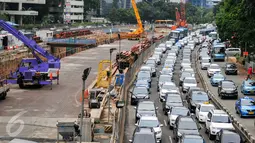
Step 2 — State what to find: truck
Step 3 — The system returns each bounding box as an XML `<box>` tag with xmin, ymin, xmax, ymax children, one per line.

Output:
<box><xmin>0</xmin><ymin>20</ymin><xmax>61</xmax><ymax>89</ymax></box>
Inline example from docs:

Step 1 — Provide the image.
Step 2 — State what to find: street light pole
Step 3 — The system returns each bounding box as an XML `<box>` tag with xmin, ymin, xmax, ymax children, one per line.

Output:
<box><xmin>108</xmin><ymin>48</ymin><xmax>116</xmax><ymax>123</ymax></box>
<box><xmin>80</xmin><ymin>67</ymin><xmax>91</xmax><ymax>143</ymax></box>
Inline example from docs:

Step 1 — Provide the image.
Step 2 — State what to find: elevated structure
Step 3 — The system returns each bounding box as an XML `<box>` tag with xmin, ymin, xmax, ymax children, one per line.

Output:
<box><xmin>64</xmin><ymin>0</ymin><xmax>84</xmax><ymax>23</ymax></box>
<box><xmin>0</xmin><ymin>0</ymin><xmax>46</xmax><ymax>25</ymax></box>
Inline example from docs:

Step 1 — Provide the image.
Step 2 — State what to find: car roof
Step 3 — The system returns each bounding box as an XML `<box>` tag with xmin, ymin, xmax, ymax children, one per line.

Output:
<box><xmin>210</xmin><ymin>109</ymin><xmax>227</xmax><ymax>115</ymax></box>
<box><xmin>210</xmin><ymin>64</ymin><xmax>219</xmax><ymax>66</ymax></box>
<box><xmin>240</xmin><ymin>96</ymin><xmax>254</xmax><ymax>101</ymax></box>
<box><xmin>172</xmin><ymin>106</ymin><xmax>188</xmax><ymax>110</ymax></box>
<box><xmin>183</xmin><ymin>134</ymin><xmax>203</xmax><ymax>139</ymax></box>
<box><xmin>140</xmin><ymin>116</ymin><xmax>158</xmax><ymax>120</ymax></box>
<box><xmin>179</xmin><ymin>116</ymin><xmax>193</xmax><ymax>121</ymax></box>
<box><xmin>222</xmin><ymin>129</ymin><xmax>238</xmax><ymax>135</ymax></box>
<box><xmin>134</xmin><ymin>86</ymin><xmax>148</xmax><ymax>89</ymax></box>
<box><xmin>199</xmin><ymin>103</ymin><xmax>215</xmax><ymax>107</ymax></box>
<box><xmin>184</xmin><ymin>77</ymin><xmax>196</xmax><ymax>80</ymax></box>
<box><xmin>139</xmin><ymin>101</ymin><xmax>154</xmax><ymax>104</ymax></box>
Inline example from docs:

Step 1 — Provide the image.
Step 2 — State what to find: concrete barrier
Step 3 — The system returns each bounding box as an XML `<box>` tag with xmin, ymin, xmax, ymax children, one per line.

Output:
<box><xmin>195</xmin><ymin>47</ymin><xmax>255</xmax><ymax>143</ymax></box>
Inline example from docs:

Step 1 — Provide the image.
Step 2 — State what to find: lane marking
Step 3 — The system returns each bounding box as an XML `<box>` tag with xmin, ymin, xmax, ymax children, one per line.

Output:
<box><xmin>164</xmin><ymin>120</ymin><xmax>167</xmax><ymax>126</ymax></box>
<box><xmin>169</xmin><ymin>136</ymin><xmax>172</xmax><ymax>143</ymax></box>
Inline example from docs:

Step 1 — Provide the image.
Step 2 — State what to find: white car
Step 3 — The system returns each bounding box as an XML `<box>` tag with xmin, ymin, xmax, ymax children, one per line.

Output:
<box><xmin>165</xmin><ymin>41</ymin><xmax>173</xmax><ymax>49</ymax></box>
<box><xmin>195</xmin><ymin>103</ymin><xmax>215</xmax><ymax>123</ymax></box>
<box><xmin>152</xmin><ymin>55</ymin><xmax>161</xmax><ymax>65</ymax></box>
<box><xmin>159</xmin><ymin>82</ymin><xmax>177</xmax><ymax>101</ymax></box>
<box><xmin>207</xmin><ymin>64</ymin><xmax>221</xmax><ymax>77</ymax></box>
<box><xmin>158</xmin><ymin>44</ymin><xmax>167</xmax><ymax>53</ymax></box>
<box><xmin>167</xmin><ymin>106</ymin><xmax>190</xmax><ymax>129</ymax></box>
<box><xmin>136</xmin><ymin>116</ymin><xmax>163</xmax><ymax>142</ymax></box>
<box><xmin>140</xmin><ymin>66</ymin><xmax>152</xmax><ymax>77</ymax></box>
<box><xmin>200</xmin><ymin>58</ymin><xmax>211</xmax><ymax>70</ymax></box>
<box><xmin>182</xmin><ymin>77</ymin><xmax>197</xmax><ymax>93</ymax></box>
<box><xmin>205</xmin><ymin>109</ymin><xmax>234</xmax><ymax>140</ymax></box>
<box><xmin>188</xmin><ymin>43</ymin><xmax>195</xmax><ymax>50</ymax></box>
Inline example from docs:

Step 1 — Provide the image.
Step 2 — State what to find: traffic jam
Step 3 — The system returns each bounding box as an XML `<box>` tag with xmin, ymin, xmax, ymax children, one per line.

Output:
<box><xmin>127</xmin><ymin>30</ymin><xmax>247</xmax><ymax>143</ymax></box>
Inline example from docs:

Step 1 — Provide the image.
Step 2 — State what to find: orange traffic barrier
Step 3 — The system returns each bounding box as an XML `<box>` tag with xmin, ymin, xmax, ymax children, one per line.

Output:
<box><xmin>80</xmin><ymin>89</ymin><xmax>89</xmax><ymax>102</ymax></box>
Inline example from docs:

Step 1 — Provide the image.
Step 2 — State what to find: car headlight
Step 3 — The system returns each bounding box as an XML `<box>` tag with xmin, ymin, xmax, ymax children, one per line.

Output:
<box><xmin>211</xmin><ymin>127</ymin><xmax>218</xmax><ymax>131</ymax></box>
<box><xmin>156</xmin><ymin>130</ymin><xmax>161</xmax><ymax>134</ymax></box>
<box><xmin>132</xmin><ymin>95</ymin><xmax>136</xmax><ymax>98</ymax></box>
<box><xmin>199</xmin><ymin>114</ymin><xmax>204</xmax><ymax>117</ymax></box>
<box><xmin>144</xmin><ymin>95</ymin><xmax>149</xmax><ymax>98</ymax></box>
<box><xmin>177</xmin><ymin>132</ymin><xmax>182</xmax><ymax>137</ymax></box>
<box><xmin>166</xmin><ymin>105</ymin><xmax>170</xmax><ymax>109</ymax></box>
<box><xmin>171</xmin><ymin>119</ymin><xmax>175</xmax><ymax>122</ymax></box>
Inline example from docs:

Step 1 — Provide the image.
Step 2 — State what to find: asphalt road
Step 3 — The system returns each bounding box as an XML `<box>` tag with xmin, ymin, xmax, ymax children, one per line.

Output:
<box><xmin>124</xmin><ymin>43</ymin><xmax>213</xmax><ymax>143</ymax></box>
<box><xmin>0</xmin><ymin>39</ymin><xmax>139</xmax><ymax>139</ymax></box>
<box><xmin>197</xmin><ymin>54</ymin><xmax>255</xmax><ymax>136</ymax></box>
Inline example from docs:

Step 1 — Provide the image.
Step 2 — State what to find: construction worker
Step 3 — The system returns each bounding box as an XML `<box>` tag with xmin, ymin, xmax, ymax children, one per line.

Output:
<box><xmin>247</xmin><ymin>66</ymin><xmax>253</xmax><ymax>80</ymax></box>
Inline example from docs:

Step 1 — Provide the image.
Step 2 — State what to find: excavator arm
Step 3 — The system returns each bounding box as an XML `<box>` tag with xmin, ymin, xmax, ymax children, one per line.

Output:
<box><xmin>0</xmin><ymin>20</ymin><xmax>59</xmax><ymax>63</ymax></box>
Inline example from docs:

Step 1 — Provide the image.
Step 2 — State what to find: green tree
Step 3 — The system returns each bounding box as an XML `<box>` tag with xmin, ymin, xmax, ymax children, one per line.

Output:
<box><xmin>0</xmin><ymin>13</ymin><xmax>8</xmax><ymax>21</ymax></box>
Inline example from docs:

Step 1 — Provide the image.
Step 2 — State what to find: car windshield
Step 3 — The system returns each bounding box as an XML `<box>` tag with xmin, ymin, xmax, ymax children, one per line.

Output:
<box><xmin>162</xmin><ymin>84</ymin><xmax>176</xmax><ymax>90</ymax></box>
<box><xmin>165</xmin><ymin>60</ymin><xmax>174</xmax><ymax>64</ymax></box>
<box><xmin>146</xmin><ymin>60</ymin><xmax>155</xmax><ymax>64</ymax></box>
<box><xmin>202</xmin><ymin>59</ymin><xmax>210</xmax><ymax>63</ymax></box>
<box><xmin>200</xmin><ymin>106</ymin><xmax>214</xmax><ymax>112</ymax></box>
<box><xmin>210</xmin><ymin>65</ymin><xmax>220</xmax><ymax>69</ymax></box>
<box><xmin>222</xmin><ymin>83</ymin><xmax>235</xmax><ymax>88</ymax></box>
<box><xmin>248</xmin><ymin>81</ymin><xmax>255</xmax><ymax>86</ymax></box>
<box><xmin>133</xmin><ymin>87</ymin><xmax>148</xmax><ymax>94</ymax></box>
<box><xmin>133</xmin><ymin>134</ymin><xmax>155</xmax><ymax>143</ymax></box>
<box><xmin>159</xmin><ymin>76</ymin><xmax>172</xmax><ymax>82</ymax></box>
<box><xmin>138</xmin><ymin>103</ymin><xmax>154</xmax><ymax>110</ymax></box>
<box><xmin>136</xmin><ymin>80</ymin><xmax>148</xmax><ymax>85</ymax></box>
<box><xmin>241</xmin><ymin>100</ymin><xmax>255</xmax><ymax>106</ymax></box>
<box><xmin>182</xmin><ymin>72</ymin><xmax>192</xmax><ymax>77</ymax></box>
<box><xmin>183</xmin><ymin>138</ymin><xmax>203</xmax><ymax>143</ymax></box>
<box><xmin>139</xmin><ymin>119</ymin><xmax>159</xmax><ymax>127</ymax></box>
<box><xmin>227</xmin><ymin>64</ymin><xmax>237</xmax><ymax>68</ymax></box>
<box><xmin>171</xmin><ymin>108</ymin><xmax>189</xmax><ymax>115</ymax></box>
<box><xmin>211</xmin><ymin>115</ymin><xmax>230</xmax><ymax>123</ymax></box>
<box><xmin>213</xmin><ymin>75</ymin><xmax>224</xmax><ymax>79</ymax></box>
<box><xmin>222</xmin><ymin>133</ymin><xmax>241</xmax><ymax>143</ymax></box>
<box><xmin>137</xmin><ymin>72</ymin><xmax>150</xmax><ymax>78</ymax></box>
<box><xmin>178</xmin><ymin>120</ymin><xmax>197</xmax><ymax>129</ymax></box>
<box><xmin>184</xmin><ymin>78</ymin><xmax>196</xmax><ymax>84</ymax></box>
<box><xmin>214</xmin><ymin>47</ymin><xmax>225</xmax><ymax>54</ymax></box>
<box><xmin>192</xmin><ymin>94</ymin><xmax>208</xmax><ymax>101</ymax></box>
<box><xmin>166</xmin><ymin>96</ymin><xmax>182</xmax><ymax>103</ymax></box>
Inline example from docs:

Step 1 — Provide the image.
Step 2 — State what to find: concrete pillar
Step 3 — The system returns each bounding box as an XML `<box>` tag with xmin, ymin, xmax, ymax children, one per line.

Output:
<box><xmin>20</xmin><ymin>16</ymin><xmax>23</xmax><ymax>26</ymax></box>
<box><xmin>3</xmin><ymin>2</ymin><xmax>6</xmax><ymax>11</ymax></box>
<box><xmin>18</xmin><ymin>2</ymin><xmax>22</xmax><ymax>11</ymax></box>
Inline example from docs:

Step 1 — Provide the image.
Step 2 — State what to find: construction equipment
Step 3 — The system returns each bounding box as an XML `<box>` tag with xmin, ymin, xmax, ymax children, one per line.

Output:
<box><xmin>88</xmin><ymin>88</ymin><xmax>104</xmax><ymax>109</ymax></box>
<box><xmin>0</xmin><ymin>79</ymin><xmax>9</xmax><ymax>100</ymax></box>
<box><xmin>172</xmin><ymin>0</ymin><xmax>187</xmax><ymax>30</ymax></box>
<box><xmin>96</xmin><ymin>60</ymin><xmax>111</xmax><ymax>88</ymax></box>
<box><xmin>0</xmin><ymin>20</ymin><xmax>60</xmax><ymax>88</ymax></box>
<box><xmin>127</xmin><ymin>0</ymin><xmax>145</xmax><ymax>40</ymax></box>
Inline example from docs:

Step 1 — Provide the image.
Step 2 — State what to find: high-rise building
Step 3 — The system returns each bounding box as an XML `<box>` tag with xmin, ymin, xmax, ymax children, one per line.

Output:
<box><xmin>188</xmin><ymin>0</ymin><xmax>207</xmax><ymax>7</ymax></box>
<box><xmin>206</xmin><ymin>0</ymin><xmax>222</xmax><ymax>8</ymax></box>
<box><xmin>0</xmin><ymin>0</ymin><xmax>46</xmax><ymax>25</ymax></box>
<box><xmin>64</xmin><ymin>0</ymin><xmax>84</xmax><ymax>23</ymax></box>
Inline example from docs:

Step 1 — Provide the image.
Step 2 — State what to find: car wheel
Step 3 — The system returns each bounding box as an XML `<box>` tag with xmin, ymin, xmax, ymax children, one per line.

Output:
<box><xmin>205</xmin><ymin>128</ymin><xmax>208</xmax><ymax>134</ymax></box>
<box><xmin>209</xmin><ymin>132</ymin><xmax>215</xmax><ymax>140</ymax></box>
<box><xmin>239</xmin><ymin>111</ymin><xmax>243</xmax><ymax>118</ymax></box>
<box><xmin>169</xmin><ymin>125</ymin><xmax>173</xmax><ymax>130</ymax></box>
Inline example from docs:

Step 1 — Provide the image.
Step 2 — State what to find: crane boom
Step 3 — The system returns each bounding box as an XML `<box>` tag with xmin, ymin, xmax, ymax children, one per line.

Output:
<box><xmin>0</xmin><ymin>20</ymin><xmax>58</xmax><ymax>63</ymax></box>
<box><xmin>130</xmin><ymin>0</ymin><xmax>144</xmax><ymax>35</ymax></box>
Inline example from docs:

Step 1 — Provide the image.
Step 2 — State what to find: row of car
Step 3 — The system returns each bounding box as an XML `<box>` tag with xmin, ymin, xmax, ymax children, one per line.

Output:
<box><xmin>199</xmin><ymin>41</ymin><xmax>255</xmax><ymax>118</ymax></box>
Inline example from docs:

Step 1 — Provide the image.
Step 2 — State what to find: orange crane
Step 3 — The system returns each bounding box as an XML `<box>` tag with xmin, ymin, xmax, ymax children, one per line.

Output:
<box><xmin>127</xmin><ymin>0</ymin><xmax>145</xmax><ymax>40</ymax></box>
<box><xmin>172</xmin><ymin>0</ymin><xmax>187</xmax><ymax>29</ymax></box>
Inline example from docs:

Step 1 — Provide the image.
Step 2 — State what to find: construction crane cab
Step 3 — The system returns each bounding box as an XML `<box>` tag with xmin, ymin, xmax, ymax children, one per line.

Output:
<box><xmin>0</xmin><ymin>20</ymin><xmax>60</xmax><ymax>89</ymax></box>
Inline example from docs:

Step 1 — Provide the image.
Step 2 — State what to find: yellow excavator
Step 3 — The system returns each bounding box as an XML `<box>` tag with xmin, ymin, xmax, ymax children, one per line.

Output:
<box><xmin>126</xmin><ymin>0</ymin><xmax>146</xmax><ymax>40</ymax></box>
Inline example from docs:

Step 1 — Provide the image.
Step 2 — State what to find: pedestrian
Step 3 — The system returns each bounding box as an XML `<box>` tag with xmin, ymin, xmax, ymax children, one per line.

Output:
<box><xmin>247</xmin><ymin>66</ymin><xmax>253</xmax><ymax>80</ymax></box>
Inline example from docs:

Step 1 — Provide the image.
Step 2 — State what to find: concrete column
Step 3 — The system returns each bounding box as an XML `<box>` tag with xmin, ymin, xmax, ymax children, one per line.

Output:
<box><xmin>18</xmin><ymin>2</ymin><xmax>22</xmax><ymax>11</ymax></box>
<box><xmin>20</xmin><ymin>16</ymin><xmax>23</xmax><ymax>26</ymax></box>
<box><xmin>3</xmin><ymin>2</ymin><xmax>6</xmax><ymax>11</ymax></box>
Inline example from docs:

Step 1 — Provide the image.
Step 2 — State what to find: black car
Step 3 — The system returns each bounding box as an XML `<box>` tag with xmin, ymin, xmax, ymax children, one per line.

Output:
<box><xmin>215</xmin><ymin>129</ymin><xmax>243</xmax><ymax>143</ymax></box>
<box><xmin>130</xmin><ymin>87</ymin><xmax>150</xmax><ymax>105</ymax></box>
<box><xmin>185</xmin><ymin>87</ymin><xmax>203</xmax><ymax>100</ymax></box>
<box><xmin>218</xmin><ymin>80</ymin><xmax>238</xmax><ymax>99</ymax></box>
<box><xmin>224</xmin><ymin>63</ymin><xmax>238</xmax><ymax>75</ymax></box>
<box><xmin>162</xmin><ymin>94</ymin><xmax>183</xmax><ymax>115</ymax></box>
<box><xmin>135</xmin><ymin>101</ymin><xmax>157</xmax><ymax>122</ymax></box>
<box><xmin>173</xmin><ymin>116</ymin><xmax>200</xmax><ymax>142</ymax></box>
<box><xmin>130</xmin><ymin>127</ymin><xmax>157</xmax><ymax>143</ymax></box>
<box><xmin>187</xmin><ymin>91</ymin><xmax>209</xmax><ymax>113</ymax></box>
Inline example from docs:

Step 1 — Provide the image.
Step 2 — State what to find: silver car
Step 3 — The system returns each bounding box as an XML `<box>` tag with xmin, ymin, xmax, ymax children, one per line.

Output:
<box><xmin>159</xmin><ymin>82</ymin><xmax>178</xmax><ymax>102</ymax></box>
<box><xmin>182</xmin><ymin>77</ymin><xmax>198</xmax><ymax>93</ymax></box>
<box><xmin>157</xmin><ymin>75</ymin><xmax>172</xmax><ymax>91</ymax></box>
<box><xmin>200</xmin><ymin>58</ymin><xmax>211</xmax><ymax>70</ymax></box>
<box><xmin>207</xmin><ymin>64</ymin><xmax>221</xmax><ymax>77</ymax></box>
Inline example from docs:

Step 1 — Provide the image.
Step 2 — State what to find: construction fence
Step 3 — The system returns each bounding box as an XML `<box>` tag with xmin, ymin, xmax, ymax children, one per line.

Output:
<box><xmin>110</xmin><ymin>36</ymin><xmax>169</xmax><ymax>143</ymax></box>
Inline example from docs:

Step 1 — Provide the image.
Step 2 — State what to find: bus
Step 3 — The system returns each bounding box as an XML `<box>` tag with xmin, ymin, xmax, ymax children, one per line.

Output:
<box><xmin>199</xmin><ymin>27</ymin><xmax>216</xmax><ymax>36</ymax></box>
<box><xmin>209</xmin><ymin>31</ymin><xmax>218</xmax><ymax>40</ymax></box>
<box><xmin>211</xmin><ymin>43</ymin><xmax>226</xmax><ymax>61</ymax></box>
<box><xmin>155</xmin><ymin>20</ymin><xmax>175</xmax><ymax>28</ymax></box>
<box><xmin>170</xmin><ymin>30</ymin><xmax>180</xmax><ymax>42</ymax></box>
<box><xmin>176</xmin><ymin>28</ymin><xmax>188</xmax><ymax>38</ymax></box>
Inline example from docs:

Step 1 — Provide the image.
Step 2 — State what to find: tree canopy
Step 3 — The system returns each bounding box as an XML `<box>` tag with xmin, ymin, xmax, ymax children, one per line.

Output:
<box><xmin>215</xmin><ymin>0</ymin><xmax>255</xmax><ymax>50</ymax></box>
<box><xmin>107</xmin><ymin>1</ymin><xmax>214</xmax><ymax>24</ymax></box>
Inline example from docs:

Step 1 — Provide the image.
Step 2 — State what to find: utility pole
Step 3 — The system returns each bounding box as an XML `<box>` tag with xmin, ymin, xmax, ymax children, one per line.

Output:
<box><xmin>80</xmin><ymin>67</ymin><xmax>91</xmax><ymax>143</ymax></box>
<box><xmin>108</xmin><ymin>48</ymin><xmax>116</xmax><ymax>123</ymax></box>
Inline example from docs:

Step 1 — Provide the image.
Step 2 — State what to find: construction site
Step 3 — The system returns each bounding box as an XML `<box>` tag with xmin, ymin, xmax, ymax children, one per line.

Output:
<box><xmin>0</xmin><ymin>0</ymin><xmax>191</xmax><ymax>142</ymax></box>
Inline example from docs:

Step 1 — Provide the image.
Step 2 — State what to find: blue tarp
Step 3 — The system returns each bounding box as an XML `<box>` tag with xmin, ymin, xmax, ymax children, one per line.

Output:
<box><xmin>48</xmin><ymin>38</ymin><xmax>96</xmax><ymax>45</ymax></box>
<box><xmin>103</xmin><ymin>28</ymin><xmax>120</xmax><ymax>34</ymax></box>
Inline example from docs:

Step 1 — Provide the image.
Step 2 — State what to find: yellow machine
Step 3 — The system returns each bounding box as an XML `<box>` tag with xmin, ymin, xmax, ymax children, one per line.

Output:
<box><xmin>127</xmin><ymin>0</ymin><xmax>145</xmax><ymax>40</ymax></box>
<box><xmin>96</xmin><ymin>60</ymin><xmax>113</xmax><ymax>88</ymax></box>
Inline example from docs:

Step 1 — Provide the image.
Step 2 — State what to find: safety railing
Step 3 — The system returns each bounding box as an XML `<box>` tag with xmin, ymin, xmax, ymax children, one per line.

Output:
<box><xmin>110</xmin><ymin>36</ymin><xmax>169</xmax><ymax>143</ymax></box>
